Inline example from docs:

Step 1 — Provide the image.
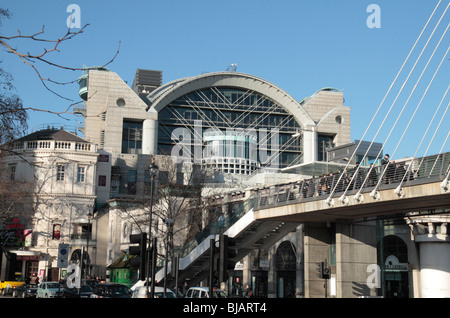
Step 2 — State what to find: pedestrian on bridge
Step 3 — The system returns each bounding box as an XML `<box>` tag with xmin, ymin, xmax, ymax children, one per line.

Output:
<box><xmin>381</xmin><ymin>154</ymin><xmax>390</xmax><ymax>184</ymax></box>
<box><xmin>367</xmin><ymin>163</ymin><xmax>378</xmax><ymax>186</ymax></box>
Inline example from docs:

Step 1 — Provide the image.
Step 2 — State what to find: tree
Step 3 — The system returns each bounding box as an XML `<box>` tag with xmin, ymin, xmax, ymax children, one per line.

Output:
<box><xmin>0</xmin><ymin>67</ymin><xmax>27</xmax><ymax>145</ymax></box>
<box><xmin>0</xmin><ymin>157</ymin><xmax>33</xmax><ymax>230</ymax></box>
<box><xmin>109</xmin><ymin>155</ymin><xmax>222</xmax><ymax>264</ymax></box>
<box><xmin>152</xmin><ymin>157</ymin><xmax>209</xmax><ymax>252</ymax></box>
<box><xmin>0</xmin><ymin>9</ymin><xmax>27</xmax><ymax>145</ymax></box>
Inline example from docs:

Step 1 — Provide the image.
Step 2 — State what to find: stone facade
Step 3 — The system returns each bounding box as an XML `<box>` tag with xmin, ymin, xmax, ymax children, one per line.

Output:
<box><xmin>1</xmin><ymin>129</ymin><xmax>109</xmax><ymax>282</ymax></box>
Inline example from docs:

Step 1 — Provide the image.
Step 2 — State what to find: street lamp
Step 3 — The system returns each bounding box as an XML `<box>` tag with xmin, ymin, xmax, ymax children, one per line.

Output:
<box><xmin>79</xmin><ymin>209</ymin><xmax>93</xmax><ymax>297</ymax></box>
<box><xmin>146</xmin><ymin>159</ymin><xmax>158</xmax><ymax>298</ymax></box>
<box><xmin>163</xmin><ymin>218</ymin><xmax>174</xmax><ymax>298</ymax></box>
<box><xmin>85</xmin><ymin>209</ymin><xmax>93</xmax><ymax>278</ymax></box>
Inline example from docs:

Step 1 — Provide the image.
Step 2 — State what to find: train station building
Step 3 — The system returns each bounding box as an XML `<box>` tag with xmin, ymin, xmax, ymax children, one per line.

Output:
<box><xmin>2</xmin><ymin>67</ymin><xmax>448</xmax><ymax>298</ymax></box>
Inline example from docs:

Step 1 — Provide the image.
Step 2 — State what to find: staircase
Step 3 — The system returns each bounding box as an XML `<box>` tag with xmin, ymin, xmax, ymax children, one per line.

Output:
<box><xmin>155</xmin><ymin>202</ymin><xmax>299</xmax><ymax>287</ymax></box>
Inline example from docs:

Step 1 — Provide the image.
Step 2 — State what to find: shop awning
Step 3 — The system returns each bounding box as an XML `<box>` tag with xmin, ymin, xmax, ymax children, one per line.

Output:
<box><xmin>107</xmin><ymin>253</ymin><xmax>135</xmax><ymax>269</ymax></box>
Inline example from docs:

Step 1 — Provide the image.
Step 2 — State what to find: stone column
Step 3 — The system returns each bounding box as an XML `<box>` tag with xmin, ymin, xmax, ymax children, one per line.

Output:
<box><xmin>406</xmin><ymin>214</ymin><xmax>450</xmax><ymax>297</ymax></box>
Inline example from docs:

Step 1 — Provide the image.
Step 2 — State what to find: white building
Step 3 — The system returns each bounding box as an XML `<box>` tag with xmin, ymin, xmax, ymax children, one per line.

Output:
<box><xmin>0</xmin><ymin>127</ymin><xmax>110</xmax><ymax>282</ymax></box>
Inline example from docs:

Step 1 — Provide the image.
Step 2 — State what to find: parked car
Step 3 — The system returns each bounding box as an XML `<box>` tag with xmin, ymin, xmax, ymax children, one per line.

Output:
<box><xmin>63</xmin><ymin>285</ymin><xmax>94</xmax><ymax>298</ymax></box>
<box><xmin>36</xmin><ymin>282</ymin><xmax>63</xmax><ymax>298</ymax></box>
<box><xmin>90</xmin><ymin>283</ymin><xmax>131</xmax><ymax>298</ymax></box>
<box><xmin>132</xmin><ymin>286</ymin><xmax>176</xmax><ymax>298</ymax></box>
<box><xmin>12</xmin><ymin>284</ymin><xmax>38</xmax><ymax>298</ymax></box>
<box><xmin>185</xmin><ymin>287</ymin><xmax>227</xmax><ymax>298</ymax></box>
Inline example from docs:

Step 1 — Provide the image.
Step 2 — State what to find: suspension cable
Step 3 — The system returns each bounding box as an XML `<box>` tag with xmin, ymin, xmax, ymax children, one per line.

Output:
<box><xmin>412</xmin><ymin>85</ymin><xmax>449</xmax><ymax>178</ymax></box>
<box><xmin>326</xmin><ymin>0</ymin><xmax>445</xmax><ymax>204</ymax></box>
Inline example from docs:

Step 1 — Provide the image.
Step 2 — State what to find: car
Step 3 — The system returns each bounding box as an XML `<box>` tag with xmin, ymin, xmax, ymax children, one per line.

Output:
<box><xmin>0</xmin><ymin>272</ymin><xmax>25</xmax><ymax>296</ymax></box>
<box><xmin>63</xmin><ymin>285</ymin><xmax>94</xmax><ymax>298</ymax></box>
<box><xmin>82</xmin><ymin>278</ymin><xmax>99</xmax><ymax>289</ymax></box>
<box><xmin>185</xmin><ymin>287</ymin><xmax>227</xmax><ymax>298</ymax></box>
<box><xmin>131</xmin><ymin>285</ymin><xmax>176</xmax><ymax>298</ymax></box>
<box><xmin>36</xmin><ymin>282</ymin><xmax>63</xmax><ymax>298</ymax></box>
<box><xmin>12</xmin><ymin>284</ymin><xmax>38</xmax><ymax>298</ymax></box>
<box><xmin>90</xmin><ymin>283</ymin><xmax>131</xmax><ymax>298</ymax></box>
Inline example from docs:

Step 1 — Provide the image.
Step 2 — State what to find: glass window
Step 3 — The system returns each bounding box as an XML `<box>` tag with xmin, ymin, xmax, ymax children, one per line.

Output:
<box><xmin>122</xmin><ymin>120</ymin><xmax>143</xmax><ymax>154</ymax></box>
<box><xmin>158</xmin><ymin>87</ymin><xmax>302</xmax><ymax>169</ymax></box>
<box><xmin>98</xmin><ymin>175</ymin><xmax>107</xmax><ymax>187</ymax></box>
<box><xmin>56</xmin><ymin>165</ymin><xmax>65</xmax><ymax>181</ymax></box>
<box><xmin>127</xmin><ymin>170</ymin><xmax>137</xmax><ymax>194</ymax></box>
<box><xmin>77</xmin><ymin>166</ymin><xmax>86</xmax><ymax>182</ymax></box>
<box><xmin>8</xmin><ymin>164</ymin><xmax>16</xmax><ymax>181</ymax></box>
<box><xmin>318</xmin><ymin>135</ymin><xmax>335</xmax><ymax>162</ymax></box>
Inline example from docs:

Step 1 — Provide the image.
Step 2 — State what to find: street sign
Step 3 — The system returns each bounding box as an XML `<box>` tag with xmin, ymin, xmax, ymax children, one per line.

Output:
<box><xmin>57</xmin><ymin>243</ymin><xmax>69</xmax><ymax>268</ymax></box>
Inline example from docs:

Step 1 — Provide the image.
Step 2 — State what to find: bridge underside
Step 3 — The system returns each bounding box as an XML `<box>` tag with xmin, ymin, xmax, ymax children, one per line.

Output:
<box><xmin>253</xmin><ymin>178</ymin><xmax>450</xmax><ymax>223</ymax></box>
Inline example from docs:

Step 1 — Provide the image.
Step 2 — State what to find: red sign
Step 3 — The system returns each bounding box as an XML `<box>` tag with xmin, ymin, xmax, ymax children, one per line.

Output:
<box><xmin>7</xmin><ymin>219</ymin><xmax>24</xmax><ymax>229</ymax></box>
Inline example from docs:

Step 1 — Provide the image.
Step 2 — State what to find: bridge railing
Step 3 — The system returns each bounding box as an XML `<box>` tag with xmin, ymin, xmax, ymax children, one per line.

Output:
<box><xmin>173</xmin><ymin>195</ymin><xmax>257</xmax><ymax>259</ymax></box>
<box><xmin>255</xmin><ymin>152</ymin><xmax>450</xmax><ymax>209</ymax></box>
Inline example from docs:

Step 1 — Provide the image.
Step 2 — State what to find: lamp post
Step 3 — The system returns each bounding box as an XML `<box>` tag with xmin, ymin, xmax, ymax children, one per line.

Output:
<box><xmin>146</xmin><ymin>160</ymin><xmax>158</xmax><ymax>298</ymax></box>
<box><xmin>79</xmin><ymin>209</ymin><xmax>93</xmax><ymax>297</ymax></box>
<box><xmin>85</xmin><ymin>209</ymin><xmax>93</xmax><ymax>279</ymax></box>
<box><xmin>163</xmin><ymin>218</ymin><xmax>174</xmax><ymax>298</ymax></box>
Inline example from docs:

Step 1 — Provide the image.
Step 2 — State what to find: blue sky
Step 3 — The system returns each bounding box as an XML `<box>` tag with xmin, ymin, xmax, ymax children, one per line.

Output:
<box><xmin>1</xmin><ymin>0</ymin><xmax>449</xmax><ymax>160</ymax></box>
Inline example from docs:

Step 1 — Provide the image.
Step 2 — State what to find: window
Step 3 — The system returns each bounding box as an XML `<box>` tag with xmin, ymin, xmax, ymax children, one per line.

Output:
<box><xmin>111</xmin><ymin>175</ymin><xmax>120</xmax><ymax>193</ymax></box>
<box><xmin>52</xmin><ymin>224</ymin><xmax>61</xmax><ymax>240</ymax></box>
<box><xmin>8</xmin><ymin>164</ymin><xmax>16</xmax><ymax>181</ymax></box>
<box><xmin>122</xmin><ymin>120</ymin><xmax>143</xmax><ymax>154</ymax></box>
<box><xmin>176</xmin><ymin>172</ymin><xmax>184</xmax><ymax>185</ymax></box>
<box><xmin>127</xmin><ymin>170</ymin><xmax>137</xmax><ymax>194</ymax></box>
<box><xmin>77</xmin><ymin>166</ymin><xmax>86</xmax><ymax>182</ymax></box>
<box><xmin>81</xmin><ymin>223</ymin><xmax>92</xmax><ymax>240</ymax></box>
<box><xmin>318</xmin><ymin>135</ymin><xmax>335</xmax><ymax>162</ymax></box>
<box><xmin>158</xmin><ymin>87</ymin><xmax>302</xmax><ymax>170</ymax></box>
<box><xmin>56</xmin><ymin>165</ymin><xmax>65</xmax><ymax>181</ymax></box>
<box><xmin>98</xmin><ymin>175</ymin><xmax>107</xmax><ymax>187</ymax></box>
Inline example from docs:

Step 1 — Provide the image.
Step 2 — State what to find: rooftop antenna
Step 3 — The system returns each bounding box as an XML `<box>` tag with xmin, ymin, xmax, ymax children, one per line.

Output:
<box><xmin>226</xmin><ymin>63</ymin><xmax>238</xmax><ymax>72</ymax></box>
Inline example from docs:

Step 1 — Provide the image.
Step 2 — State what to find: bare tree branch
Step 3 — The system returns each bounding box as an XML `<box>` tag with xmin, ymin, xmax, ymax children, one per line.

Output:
<box><xmin>0</xmin><ymin>8</ymin><xmax>121</xmax><ymax>142</ymax></box>
<box><xmin>0</xmin><ymin>9</ymin><xmax>121</xmax><ymax>101</ymax></box>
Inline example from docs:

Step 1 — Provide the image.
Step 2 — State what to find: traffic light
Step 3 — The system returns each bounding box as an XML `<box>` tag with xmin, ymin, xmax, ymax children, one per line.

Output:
<box><xmin>129</xmin><ymin>232</ymin><xmax>147</xmax><ymax>281</ymax></box>
<box><xmin>219</xmin><ymin>234</ymin><xmax>237</xmax><ymax>283</ymax></box>
<box><xmin>317</xmin><ymin>260</ymin><xmax>330</xmax><ymax>279</ymax></box>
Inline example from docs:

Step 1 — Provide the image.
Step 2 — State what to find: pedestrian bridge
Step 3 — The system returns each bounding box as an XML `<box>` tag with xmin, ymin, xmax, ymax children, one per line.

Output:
<box><xmin>157</xmin><ymin>152</ymin><xmax>450</xmax><ymax>287</ymax></box>
<box><xmin>253</xmin><ymin>152</ymin><xmax>450</xmax><ymax>223</ymax></box>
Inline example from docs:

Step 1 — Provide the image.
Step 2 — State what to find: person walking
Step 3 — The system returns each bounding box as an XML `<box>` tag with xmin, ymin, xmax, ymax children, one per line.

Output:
<box><xmin>243</xmin><ymin>284</ymin><xmax>253</xmax><ymax>298</ymax></box>
<box><xmin>381</xmin><ymin>154</ymin><xmax>390</xmax><ymax>184</ymax></box>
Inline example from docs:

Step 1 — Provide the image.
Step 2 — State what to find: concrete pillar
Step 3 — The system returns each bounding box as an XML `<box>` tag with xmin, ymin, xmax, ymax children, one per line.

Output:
<box><xmin>303</xmin><ymin>222</ymin><xmax>331</xmax><ymax>298</ymax></box>
<box><xmin>303</xmin><ymin>127</ymin><xmax>317</xmax><ymax>163</ymax></box>
<box><xmin>407</xmin><ymin>215</ymin><xmax>450</xmax><ymax>297</ymax></box>
<box><xmin>242</xmin><ymin>254</ymin><xmax>251</xmax><ymax>293</ymax></box>
<box><xmin>142</xmin><ymin>119</ymin><xmax>158</xmax><ymax>155</ymax></box>
<box><xmin>419</xmin><ymin>242</ymin><xmax>450</xmax><ymax>297</ymax></box>
<box><xmin>295</xmin><ymin>224</ymin><xmax>305</xmax><ymax>298</ymax></box>
<box><xmin>335</xmin><ymin>221</ymin><xmax>377</xmax><ymax>298</ymax></box>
